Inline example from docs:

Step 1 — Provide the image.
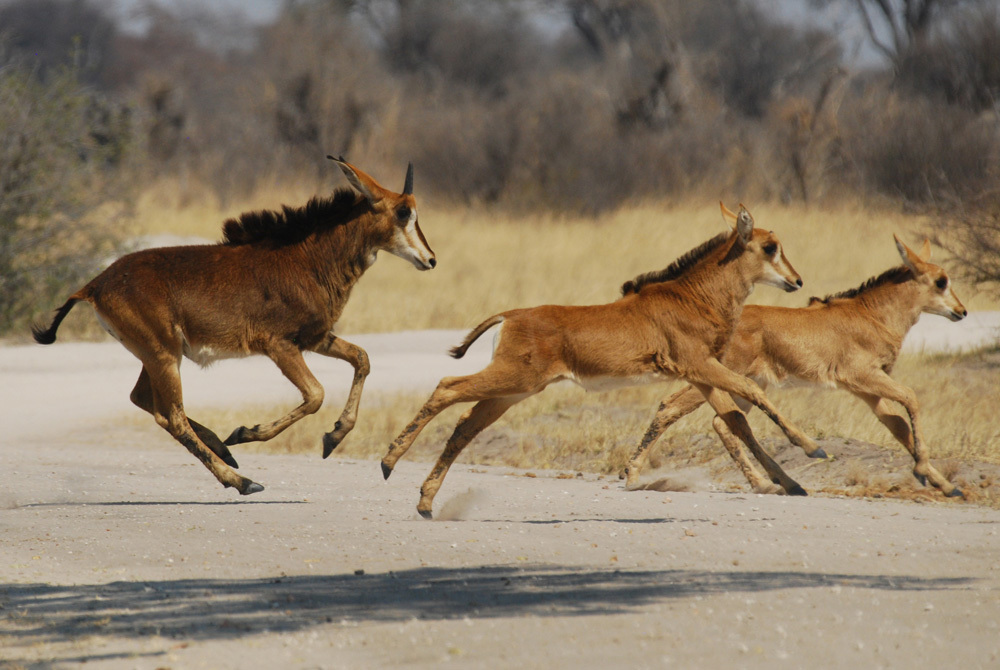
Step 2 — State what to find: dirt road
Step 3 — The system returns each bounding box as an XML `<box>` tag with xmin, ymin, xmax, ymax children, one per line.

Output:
<box><xmin>2</xmin><ymin>321</ymin><xmax>1000</xmax><ymax>669</ymax></box>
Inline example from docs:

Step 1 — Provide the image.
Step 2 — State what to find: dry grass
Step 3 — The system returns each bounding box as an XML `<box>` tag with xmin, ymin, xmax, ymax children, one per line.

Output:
<box><xmin>128</xmin><ymin>180</ymin><xmax>1000</xmax><ymax>336</ymax></box>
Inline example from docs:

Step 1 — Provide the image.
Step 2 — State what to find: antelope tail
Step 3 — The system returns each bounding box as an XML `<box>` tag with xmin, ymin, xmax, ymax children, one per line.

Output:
<box><xmin>32</xmin><ymin>298</ymin><xmax>81</xmax><ymax>345</ymax></box>
<box><xmin>449</xmin><ymin>314</ymin><xmax>505</xmax><ymax>359</ymax></box>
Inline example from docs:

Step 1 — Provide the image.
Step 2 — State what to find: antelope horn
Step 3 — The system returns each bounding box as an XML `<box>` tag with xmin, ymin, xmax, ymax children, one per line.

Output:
<box><xmin>403</xmin><ymin>162</ymin><xmax>413</xmax><ymax>195</ymax></box>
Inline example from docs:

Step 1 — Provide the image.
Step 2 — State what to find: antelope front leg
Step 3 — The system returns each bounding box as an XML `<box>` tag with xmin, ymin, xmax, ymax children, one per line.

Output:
<box><xmin>311</xmin><ymin>335</ymin><xmax>370</xmax><ymax>458</ymax></box>
<box><xmin>710</xmin><ymin>414</ymin><xmax>783</xmax><ymax>494</ymax></box>
<box><xmin>382</xmin><ymin>379</ymin><xmax>463</xmax><ymax>479</ymax></box>
<box><xmin>691</xmin><ymin>359</ymin><xmax>828</xmax><ymax>459</ymax></box>
<box><xmin>696</xmin><ymin>385</ymin><xmax>806</xmax><ymax>496</ymax></box>
<box><xmin>225</xmin><ymin>345</ymin><xmax>324</xmax><ymax>447</ymax></box>
<box><xmin>623</xmin><ymin>385</ymin><xmax>705</xmax><ymax>488</ymax></box>
<box><xmin>854</xmin><ymin>380</ymin><xmax>963</xmax><ymax>497</ymax></box>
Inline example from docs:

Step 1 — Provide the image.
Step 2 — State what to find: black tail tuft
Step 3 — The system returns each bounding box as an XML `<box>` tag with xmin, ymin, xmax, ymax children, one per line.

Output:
<box><xmin>31</xmin><ymin>298</ymin><xmax>79</xmax><ymax>345</ymax></box>
<box><xmin>31</xmin><ymin>323</ymin><xmax>57</xmax><ymax>345</ymax></box>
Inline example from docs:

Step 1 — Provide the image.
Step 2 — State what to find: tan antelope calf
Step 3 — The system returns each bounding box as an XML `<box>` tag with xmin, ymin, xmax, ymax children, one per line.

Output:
<box><xmin>32</xmin><ymin>158</ymin><xmax>435</xmax><ymax>495</ymax></box>
<box><xmin>382</xmin><ymin>204</ymin><xmax>826</xmax><ymax>518</ymax></box>
<box><xmin>622</xmin><ymin>236</ymin><xmax>968</xmax><ymax>497</ymax></box>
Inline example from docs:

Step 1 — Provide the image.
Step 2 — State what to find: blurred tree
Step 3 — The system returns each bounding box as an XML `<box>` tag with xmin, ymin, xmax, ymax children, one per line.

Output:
<box><xmin>0</xmin><ymin>52</ymin><xmax>129</xmax><ymax>335</ymax></box>
<box><xmin>0</xmin><ymin>0</ymin><xmax>117</xmax><ymax>87</ymax></box>
<box><xmin>817</xmin><ymin>0</ymin><xmax>970</xmax><ymax>68</ymax></box>
<box><xmin>896</xmin><ymin>3</ymin><xmax>1000</xmax><ymax>110</ymax></box>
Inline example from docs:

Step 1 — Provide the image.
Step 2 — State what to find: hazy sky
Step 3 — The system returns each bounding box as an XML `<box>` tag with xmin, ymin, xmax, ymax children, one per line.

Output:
<box><xmin>105</xmin><ymin>0</ymin><xmax>882</xmax><ymax>65</ymax></box>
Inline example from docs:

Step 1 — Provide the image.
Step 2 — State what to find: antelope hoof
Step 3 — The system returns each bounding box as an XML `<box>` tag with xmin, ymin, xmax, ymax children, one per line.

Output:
<box><xmin>946</xmin><ymin>487</ymin><xmax>965</xmax><ymax>499</ymax></box>
<box><xmin>322</xmin><ymin>421</ymin><xmax>349</xmax><ymax>458</ymax></box>
<box><xmin>381</xmin><ymin>462</ymin><xmax>393</xmax><ymax>480</ymax></box>
<box><xmin>418</xmin><ymin>508</ymin><xmax>433</xmax><ymax>520</ymax></box>
<box><xmin>224</xmin><ymin>426</ymin><xmax>251</xmax><ymax>446</ymax></box>
<box><xmin>914</xmin><ymin>472</ymin><xmax>928</xmax><ymax>487</ymax></box>
<box><xmin>218</xmin><ymin>448</ymin><xmax>239</xmax><ymax>469</ymax></box>
<box><xmin>787</xmin><ymin>483</ymin><xmax>808</xmax><ymax>496</ymax></box>
<box><xmin>240</xmin><ymin>481</ymin><xmax>265</xmax><ymax>496</ymax></box>
<box><xmin>322</xmin><ymin>432</ymin><xmax>340</xmax><ymax>459</ymax></box>
<box><xmin>808</xmin><ymin>447</ymin><xmax>829</xmax><ymax>459</ymax></box>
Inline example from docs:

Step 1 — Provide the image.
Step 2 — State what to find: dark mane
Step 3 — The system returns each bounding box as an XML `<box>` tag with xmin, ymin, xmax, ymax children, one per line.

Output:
<box><xmin>808</xmin><ymin>265</ymin><xmax>912</xmax><ymax>305</ymax></box>
<box><xmin>221</xmin><ymin>188</ymin><xmax>360</xmax><ymax>246</ymax></box>
<box><xmin>621</xmin><ymin>231</ymin><xmax>731</xmax><ymax>295</ymax></box>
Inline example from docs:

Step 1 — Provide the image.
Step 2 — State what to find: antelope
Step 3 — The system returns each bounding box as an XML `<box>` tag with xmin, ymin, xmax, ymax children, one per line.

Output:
<box><xmin>622</xmin><ymin>236</ymin><xmax>968</xmax><ymax>498</ymax></box>
<box><xmin>32</xmin><ymin>157</ymin><xmax>436</xmax><ymax>495</ymax></box>
<box><xmin>382</xmin><ymin>204</ymin><xmax>825</xmax><ymax>518</ymax></box>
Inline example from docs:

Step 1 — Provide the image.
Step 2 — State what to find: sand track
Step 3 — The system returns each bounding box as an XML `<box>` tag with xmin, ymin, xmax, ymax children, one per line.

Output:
<box><xmin>2</xmin><ymin>318</ymin><xmax>999</xmax><ymax>669</ymax></box>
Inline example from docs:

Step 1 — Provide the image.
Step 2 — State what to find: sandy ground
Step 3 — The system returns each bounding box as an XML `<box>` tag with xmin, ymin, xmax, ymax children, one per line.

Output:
<box><xmin>1</xmin><ymin>314</ymin><xmax>999</xmax><ymax>669</ymax></box>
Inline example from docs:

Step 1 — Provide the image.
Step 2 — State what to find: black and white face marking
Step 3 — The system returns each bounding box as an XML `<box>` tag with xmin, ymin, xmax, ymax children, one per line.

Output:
<box><xmin>387</xmin><ymin>204</ymin><xmax>436</xmax><ymax>271</ymax></box>
<box><xmin>757</xmin><ymin>235</ymin><xmax>802</xmax><ymax>292</ymax></box>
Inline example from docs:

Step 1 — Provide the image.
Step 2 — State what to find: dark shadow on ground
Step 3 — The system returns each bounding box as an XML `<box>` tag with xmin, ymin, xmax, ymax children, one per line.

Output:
<box><xmin>1</xmin><ymin>565</ymin><xmax>975</xmax><ymax>667</ymax></box>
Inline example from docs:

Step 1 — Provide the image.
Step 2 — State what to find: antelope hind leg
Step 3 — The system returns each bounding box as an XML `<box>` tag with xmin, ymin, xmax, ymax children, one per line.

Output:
<box><xmin>131</xmin><ymin>368</ymin><xmax>239</xmax><ymax>468</ymax></box>
<box><xmin>146</xmin><ymin>362</ymin><xmax>263</xmax><ymax>495</ymax></box>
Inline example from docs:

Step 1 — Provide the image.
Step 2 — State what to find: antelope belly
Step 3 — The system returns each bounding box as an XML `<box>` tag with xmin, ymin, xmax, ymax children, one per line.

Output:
<box><xmin>182</xmin><ymin>341</ymin><xmax>249</xmax><ymax>367</ymax></box>
<box><xmin>572</xmin><ymin>372</ymin><xmax>662</xmax><ymax>392</ymax></box>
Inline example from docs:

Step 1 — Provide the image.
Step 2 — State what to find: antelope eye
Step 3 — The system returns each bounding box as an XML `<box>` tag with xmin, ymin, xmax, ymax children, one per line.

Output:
<box><xmin>396</xmin><ymin>205</ymin><xmax>411</xmax><ymax>221</ymax></box>
<box><xmin>935</xmin><ymin>276</ymin><xmax>948</xmax><ymax>290</ymax></box>
<box><xmin>762</xmin><ymin>243</ymin><xmax>777</xmax><ymax>255</ymax></box>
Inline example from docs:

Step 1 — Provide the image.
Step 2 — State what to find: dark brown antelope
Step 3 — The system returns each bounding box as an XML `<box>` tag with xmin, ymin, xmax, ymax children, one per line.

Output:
<box><xmin>382</xmin><ymin>204</ymin><xmax>822</xmax><ymax>518</ymax></box>
<box><xmin>32</xmin><ymin>157</ymin><xmax>435</xmax><ymax>495</ymax></box>
<box><xmin>622</xmin><ymin>236</ymin><xmax>968</xmax><ymax>498</ymax></box>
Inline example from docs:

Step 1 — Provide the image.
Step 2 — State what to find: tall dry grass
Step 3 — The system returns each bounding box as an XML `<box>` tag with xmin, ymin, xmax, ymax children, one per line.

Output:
<box><xmin>129</xmin><ymin>178</ymin><xmax>999</xmax><ymax>336</ymax></box>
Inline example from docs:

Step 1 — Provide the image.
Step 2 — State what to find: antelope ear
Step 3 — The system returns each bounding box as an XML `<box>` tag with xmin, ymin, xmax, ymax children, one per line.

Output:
<box><xmin>735</xmin><ymin>204</ymin><xmax>754</xmax><ymax>244</ymax></box>
<box><xmin>720</xmin><ymin>201</ymin><xmax>738</xmax><ymax>225</ymax></box>
<box><xmin>328</xmin><ymin>155</ymin><xmax>383</xmax><ymax>203</ymax></box>
<box><xmin>919</xmin><ymin>238</ymin><xmax>932</xmax><ymax>262</ymax></box>
<box><xmin>894</xmin><ymin>234</ymin><xmax>923</xmax><ymax>272</ymax></box>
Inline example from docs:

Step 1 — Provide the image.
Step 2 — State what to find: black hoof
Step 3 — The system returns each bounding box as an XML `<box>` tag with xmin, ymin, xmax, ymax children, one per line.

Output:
<box><xmin>418</xmin><ymin>509</ymin><xmax>433</xmax><ymax>520</ymax></box>
<box><xmin>809</xmin><ymin>448</ymin><xmax>829</xmax><ymax>459</ymax></box>
<box><xmin>946</xmin><ymin>487</ymin><xmax>965</xmax><ymax>499</ymax></box>
<box><xmin>241</xmin><ymin>482</ymin><xmax>265</xmax><ymax>496</ymax></box>
<box><xmin>225</xmin><ymin>426</ymin><xmax>249</xmax><ymax>446</ymax></box>
<box><xmin>914</xmin><ymin>473</ymin><xmax>928</xmax><ymax>487</ymax></box>
<box><xmin>216</xmin><ymin>445</ymin><xmax>239</xmax><ymax>469</ymax></box>
<box><xmin>381</xmin><ymin>462</ymin><xmax>393</xmax><ymax>480</ymax></box>
<box><xmin>787</xmin><ymin>483</ymin><xmax>808</xmax><ymax>496</ymax></box>
<box><xmin>322</xmin><ymin>432</ymin><xmax>340</xmax><ymax>459</ymax></box>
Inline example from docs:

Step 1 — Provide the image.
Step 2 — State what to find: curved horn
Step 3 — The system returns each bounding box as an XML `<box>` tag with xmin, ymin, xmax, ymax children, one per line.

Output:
<box><xmin>403</xmin><ymin>162</ymin><xmax>413</xmax><ymax>195</ymax></box>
